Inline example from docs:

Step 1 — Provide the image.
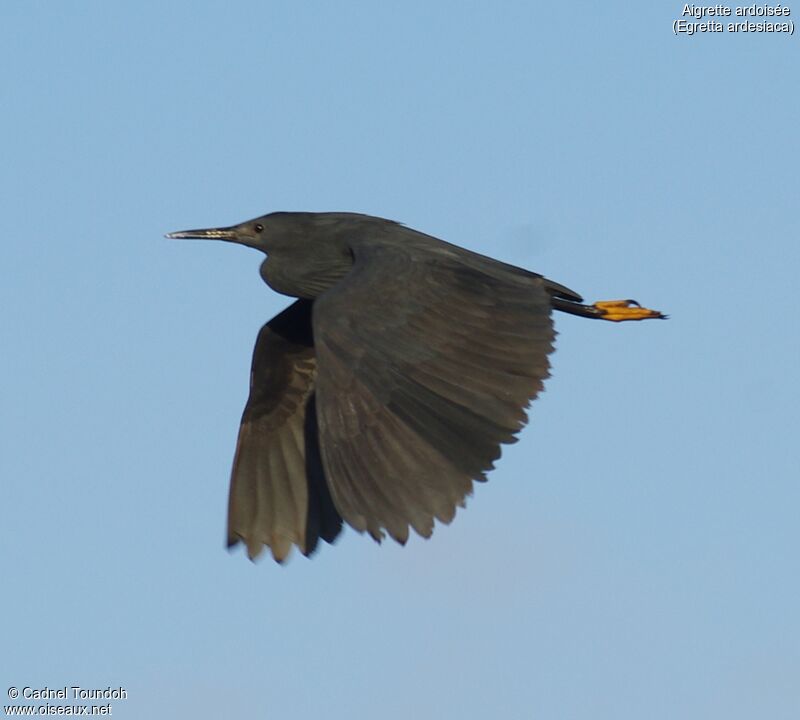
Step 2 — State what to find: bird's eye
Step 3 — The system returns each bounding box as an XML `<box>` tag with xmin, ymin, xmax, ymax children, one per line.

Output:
<box><xmin>254</xmin><ymin>223</ymin><xmax>264</xmax><ymax>233</ymax></box>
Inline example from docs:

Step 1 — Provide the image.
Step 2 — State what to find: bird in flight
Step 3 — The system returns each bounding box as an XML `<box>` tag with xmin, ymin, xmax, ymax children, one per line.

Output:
<box><xmin>167</xmin><ymin>212</ymin><xmax>664</xmax><ymax>562</ymax></box>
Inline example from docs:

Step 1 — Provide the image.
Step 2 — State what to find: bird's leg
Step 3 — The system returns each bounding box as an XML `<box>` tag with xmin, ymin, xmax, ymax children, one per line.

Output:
<box><xmin>552</xmin><ymin>297</ymin><xmax>666</xmax><ymax>321</ymax></box>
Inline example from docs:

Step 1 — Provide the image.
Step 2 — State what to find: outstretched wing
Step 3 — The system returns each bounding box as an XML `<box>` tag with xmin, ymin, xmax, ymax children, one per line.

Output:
<box><xmin>227</xmin><ymin>299</ymin><xmax>342</xmax><ymax>562</ymax></box>
<box><xmin>312</xmin><ymin>237</ymin><xmax>555</xmax><ymax>544</ymax></box>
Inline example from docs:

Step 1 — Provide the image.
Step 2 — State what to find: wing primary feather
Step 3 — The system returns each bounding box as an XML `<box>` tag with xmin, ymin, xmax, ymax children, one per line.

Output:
<box><xmin>302</xmin><ymin>395</ymin><xmax>342</xmax><ymax>555</ymax></box>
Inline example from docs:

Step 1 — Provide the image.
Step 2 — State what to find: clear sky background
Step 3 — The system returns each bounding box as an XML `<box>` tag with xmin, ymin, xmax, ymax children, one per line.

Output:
<box><xmin>2</xmin><ymin>2</ymin><xmax>798</xmax><ymax>718</ymax></box>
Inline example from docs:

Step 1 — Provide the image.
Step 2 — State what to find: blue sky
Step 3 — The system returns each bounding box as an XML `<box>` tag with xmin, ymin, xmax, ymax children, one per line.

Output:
<box><xmin>2</xmin><ymin>2</ymin><xmax>798</xmax><ymax>718</ymax></box>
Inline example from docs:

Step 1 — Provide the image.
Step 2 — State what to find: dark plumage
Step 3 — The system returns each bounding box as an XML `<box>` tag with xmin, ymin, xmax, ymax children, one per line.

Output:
<box><xmin>167</xmin><ymin>212</ymin><xmax>664</xmax><ymax>562</ymax></box>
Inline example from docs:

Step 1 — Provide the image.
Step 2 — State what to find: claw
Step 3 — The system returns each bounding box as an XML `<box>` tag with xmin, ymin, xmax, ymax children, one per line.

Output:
<box><xmin>592</xmin><ymin>299</ymin><xmax>666</xmax><ymax>322</ymax></box>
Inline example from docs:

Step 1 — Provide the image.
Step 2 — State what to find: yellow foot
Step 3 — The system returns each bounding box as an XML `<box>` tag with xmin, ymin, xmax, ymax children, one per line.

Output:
<box><xmin>593</xmin><ymin>299</ymin><xmax>667</xmax><ymax>322</ymax></box>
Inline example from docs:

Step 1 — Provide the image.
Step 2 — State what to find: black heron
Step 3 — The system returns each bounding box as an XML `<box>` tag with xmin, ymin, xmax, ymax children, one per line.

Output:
<box><xmin>167</xmin><ymin>212</ymin><xmax>664</xmax><ymax>562</ymax></box>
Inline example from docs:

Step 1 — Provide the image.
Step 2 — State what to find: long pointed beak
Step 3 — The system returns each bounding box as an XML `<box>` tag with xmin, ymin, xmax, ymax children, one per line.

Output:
<box><xmin>165</xmin><ymin>227</ymin><xmax>238</xmax><ymax>241</ymax></box>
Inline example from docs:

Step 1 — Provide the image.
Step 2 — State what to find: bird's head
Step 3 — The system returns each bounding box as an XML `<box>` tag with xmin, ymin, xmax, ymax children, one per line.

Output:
<box><xmin>166</xmin><ymin>212</ymin><xmax>355</xmax><ymax>298</ymax></box>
